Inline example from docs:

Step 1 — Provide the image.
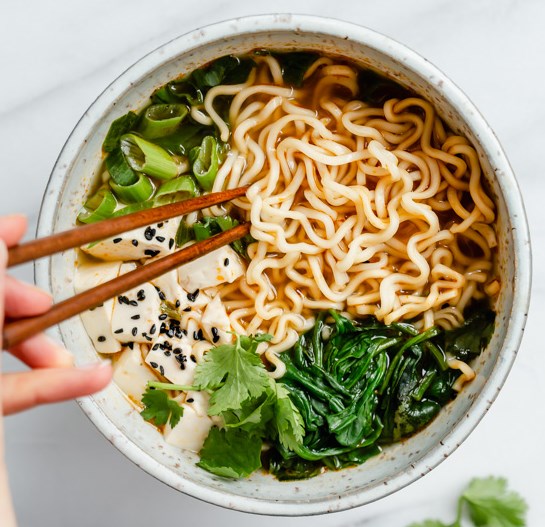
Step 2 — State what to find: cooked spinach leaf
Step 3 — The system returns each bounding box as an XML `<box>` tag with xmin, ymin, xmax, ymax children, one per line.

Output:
<box><xmin>272</xmin><ymin>51</ymin><xmax>319</xmax><ymax>87</ymax></box>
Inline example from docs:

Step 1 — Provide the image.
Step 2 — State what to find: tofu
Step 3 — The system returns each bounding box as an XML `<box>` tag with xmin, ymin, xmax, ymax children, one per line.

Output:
<box><xmin>183</xmin><ymin>390</ymin><xmax>210</xmax><ymax>417</ymax></box>
<box><xmin>177</xmin><ymin>245</ymin><xmax>245</xmax><ymax>292</ymax></box>
<box><xmin>164</xmin><ymin>404</ymin><xmax>214</xmax><ymax>452</ymax></box>
<box><xmin>111</xmin><ymin>265</ymin><xmax>162</xmax><ymax>344</ymax></box>
<box><xmin>201</xmin><ymin>294</ymin><xmax>232</xmax><ymax>345</ymax></box>
<box><xmin>74</xmin><ymin>261</ymin><xmax>122</xmax><ymax>353</ymax></box>
<box><xmin>112</xmin><ymin>344</ymin><xmax>157</xmax><ymax>403</ymax></box>
<box><xmin>82</xmin><ymin>219</ymin><xmax>179</xmax><ymax>262</ymax></box>
<box><xmin>145</xmin><ymin>331</ymin><xmax>198</xmax><ymax>386</ymax></box>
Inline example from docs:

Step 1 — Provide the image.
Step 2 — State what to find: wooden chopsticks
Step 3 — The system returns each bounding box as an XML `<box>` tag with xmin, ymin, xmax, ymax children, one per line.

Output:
<box><xmin>7</xmin><ymin>186</ymin><xmax>248</xmax><ymax>267</ymax></box>
<box><xmin>3</xmin><ymin>187</ymin><xmax>250</xmax><ymax>349</ymax></box>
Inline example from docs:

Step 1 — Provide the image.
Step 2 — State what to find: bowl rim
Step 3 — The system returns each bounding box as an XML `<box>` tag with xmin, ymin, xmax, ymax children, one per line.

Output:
<box><xmin>35</xmin><ymin>13</ymin><xmax>532</xmax><ymax>516</ymax></box>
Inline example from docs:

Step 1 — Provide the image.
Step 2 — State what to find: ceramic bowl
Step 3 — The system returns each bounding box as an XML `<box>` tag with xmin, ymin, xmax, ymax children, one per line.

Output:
<box><xmin>35</xmin><ymin>14</ymin><xmax>531</xmax><ymax>516</ymax></box>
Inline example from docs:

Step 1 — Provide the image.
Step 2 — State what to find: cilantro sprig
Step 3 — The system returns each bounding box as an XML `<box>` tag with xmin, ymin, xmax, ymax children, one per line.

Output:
<box><xmin>409</xmin><ymin>476</ymin><xmax>527</xmax><ymax>527</ymax></box>
<box><xmin>140</xmin><ymin>388</ymin><xmax>184</xmax><ymax>428</ymax></box>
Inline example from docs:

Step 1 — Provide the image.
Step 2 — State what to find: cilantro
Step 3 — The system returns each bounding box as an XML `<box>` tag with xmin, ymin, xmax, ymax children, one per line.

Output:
<box><xmin>193</xmin><ymin>333</ymin><xmax>272</xmax><ymax>415</ymax></box>
<box><xmin>271</xmin><ymin>383</ymin><xmax>305</xmax><ymax>451</ymax></box>
<box><xmin>197</xmin><ymin>427</ymin><xmax>262</xmax><ymax>478</ymax></box>
<box><xmin>408</xmin><ymin>476</ymin><xmax>527</xmax><ymax>527</ymax></box>
<box><xmin>140</xmin><ymin>387</ymin><xmax>183</xmax><ymax>428</ymax></box>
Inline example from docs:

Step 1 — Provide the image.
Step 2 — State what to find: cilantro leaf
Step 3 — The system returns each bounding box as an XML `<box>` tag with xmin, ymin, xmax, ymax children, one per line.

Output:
<box><xmin>463</xmin><ymin>477</ymin><xmax>527</xmax><ymax>527</ymax></box>
<box><xmin>272</xmin><ymin>383</ymin><xmax>304</xmax><ymax>450</ymax></box>
<box><xmin>222</xmin><ymin>390</ymin><xmax>275</xmax><ymax>434</ymax></box>
<box><xmin>197</xmin><ymin>427</ymin><xmax>262</xmax><ymax>478</ymax></box>
<box><xmin>193</xmin><ymin>334</ymin><xmax>272</xmax><ymax>415</ymax></box>
<box><xmin>140</xmin><ymin>388</ymin><xmax>183</xmax><ymax>428</ymax></box>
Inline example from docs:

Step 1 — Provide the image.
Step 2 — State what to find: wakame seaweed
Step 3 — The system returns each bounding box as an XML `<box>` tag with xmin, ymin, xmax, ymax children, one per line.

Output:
<box><xmin>270</xmin><ymin>308</ymin><xmax>495</xmax><ymax>479</ymax></box>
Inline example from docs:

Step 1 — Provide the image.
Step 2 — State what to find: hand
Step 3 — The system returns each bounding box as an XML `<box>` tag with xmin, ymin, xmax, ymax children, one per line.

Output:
<box><xmin>0</xmin><ymin>214</ymin><xmax>112</xmax><ymax>526</ymax></box>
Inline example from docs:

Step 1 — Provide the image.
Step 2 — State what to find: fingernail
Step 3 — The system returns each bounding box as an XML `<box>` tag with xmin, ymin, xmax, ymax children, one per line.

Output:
<box><xmin>0</xmin><ymin>240</ymin><xmax>7</xmax><ymax>267</ymax></box>
<box><xmin>78</xmin><ymin>359</ymin><xmax>112</xmax><ymax>370</ymax></box>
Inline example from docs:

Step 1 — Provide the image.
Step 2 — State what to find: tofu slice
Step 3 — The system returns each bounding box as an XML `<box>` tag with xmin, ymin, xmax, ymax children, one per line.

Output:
<box><xmin>201</xmin><ymin>294</ymin><xmax>232</xmax><ymax>345</ymax></box>
<box><xmin>177</xmin><ymin>245</ymin><xmax>245</xmax><ymax>292</ymax></box>
<box><xmin>82</xmin><ymin>219</ymin><xmax>179</xmax><ymax>262</ymax></box>
<box><xmin>74</xmin><ymin>261</ymin><xmax>122</xmax><ymax>353</ymax></box>
<box><xmin>183</xmin><ymin>390</ymin><xmax>210</xmax><ymax>417</ymax></box>
<box><xmin>111</xmin><ymin>264</ymin><xmax>162</xmax><ymax>344</ymax></box>
<box><xmin>112</xmin><ymin>343</ymin><xmax>156</xmax><ymax>403</ymax></box>
<box><xmin>145</xmin><ymin>331</ymin><xmax>197</xmax><ymax>385</ymax></box>
<box><xmin>164</xmin><ymin>404</ymin><xmax>214</xmax><ymax>452</ymax></box>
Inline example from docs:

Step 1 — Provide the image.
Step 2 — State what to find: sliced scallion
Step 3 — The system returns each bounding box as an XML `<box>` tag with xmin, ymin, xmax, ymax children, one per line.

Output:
<box><xmin>139</xmin><ymin>104</ymin><xmax>188</xmax><ymax>139</ymax></box>
<box><xmin>120</xmin><ymin>133</ymin><xmax>179</xmax><ymax>180</ymax></box>
<box><xmin>102</xmin><ymin>111</ymin><xmax>139</xmax><ymax>152</ymax></box>
<box><xmin>105</xmin><ymin>147</ymin><xmax>138</xmax><ymax>186</ymax></box>
<box><xmin>192</xmin><ymin>136</ymin><xmax>219</xmax><ymax>191</ymax></box>
<box><xmin>111</xmin><ymin>200</ymin><xmax>155</xmax><ymax>218</ymax></box>
<box><xmin>77</xmin><ymin>187</ymin><xmax>117</xmax><ymax>224</ymax></box>
<box><xmin>155</xmin><ymin>175</ymin><xmax>198</xmax><ymax>199</ymax></box>
<box><xmin>109</xmin><ymin>172</ymin><xmax>154</xmax><ymax>203</ymax></box>
<box><xmin>175</xmin><ymin>220</ymin><xmax>193</xmax><ymax>247</ymax></box>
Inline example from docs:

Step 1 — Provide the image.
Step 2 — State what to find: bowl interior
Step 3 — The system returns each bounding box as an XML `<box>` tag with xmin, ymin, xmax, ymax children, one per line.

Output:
<box><xmin>37</xmin><ymin>16</ymin><xmax>528</xmax><ymax>515</ymax></box>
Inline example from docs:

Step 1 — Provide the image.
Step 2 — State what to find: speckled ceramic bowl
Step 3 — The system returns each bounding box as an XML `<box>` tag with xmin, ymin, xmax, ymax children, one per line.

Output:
<box><xmin>35</xmin><ymin>14</ymin><xmax>531</xmax><ymax>516</ymax></box>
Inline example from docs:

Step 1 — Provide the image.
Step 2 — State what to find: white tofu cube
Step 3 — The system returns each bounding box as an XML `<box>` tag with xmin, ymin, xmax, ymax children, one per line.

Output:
<box><xmin>145</xmin><ymin>332</ymin><xmax>197</xmax><ymax>386</ymax></box>
<box><xmin>164</xmin><ymin>405</ymin><xmax>214</xmax><ymax>452</ymax></box>
<box><xmin>177</xmin><ymin>245</ymin><xmax>245</xmax><ymax>292</ymax></box>
<box><xmin>112</xmin><ymin>344</ymin><xmax>157</xmax><ymax>403</ymax></box>
<box><xmin>82</xmin><ymin>219</ymin><xmax>179</xmax><ymax>262</ymax></box>
<box><xmin>201</xmin><ymin>294</ymin><xmax>232</xmax><ymax>345</ymax></box>
<box><xmin>183</xmin><ymin>390</ymin><xmax>210</xmax><ymax>417</ymax></box>
<box><xmin>111</xmin><ymin>266</ymin><xmax>162</xmax><ymax>344</ymax></box>
<box><xmin>74</xmin><ymin>261</ymin><xmax>122</xmax><ymax>353</ymax></box>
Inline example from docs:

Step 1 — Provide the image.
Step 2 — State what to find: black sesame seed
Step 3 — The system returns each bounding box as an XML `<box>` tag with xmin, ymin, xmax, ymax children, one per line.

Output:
<box><xmin>129</xmin><ymin>300</ymin><xmax>138</xmax><ymax>307</ymax></box>
<box><xmin>211</xmin><ymin>327</ymin><xmax>220</xmax><ymax>343</ymax></box>
<box><xmin>144</xmin><ymin>249</ymin><xmax>160</xmax><ymax>257</ymax></box>
<box><xmin>183</xmin><ymin>307</ymin><xmax>191</xmax><ymax>312</ymax></box>
<box><xmin>118</xmin><ymin>295</ymin><xmax>129</xmax><ymax>305</ymax></box>
<box><xmin>175</xmin><ymin>300</ymin><xmax>181</xmax><ymax>308</ymax></box>
<box><xmin>175</xmin><ymin>329</ymin><xmax>183</xmax><ymax>339</ymax></box>
<box><xmin>157</xmin><ymin>222</ymin><xmax>164</xmax><ymax>228</ymax></box>
<box><xmin>197</xmin><ymin>329</ymin><xmax>204</xmax><ymax>340</ymax></box>
<box><xmin>155</xmin><ymin>236</ymin><xmax>165</xmax><ymax>243</ymax></box>
<box><xmin>224</xmin><ymin>258</ymin><xmax>230</xmax><ymax>266</ymax></box>
<box><xmin>186</xmin><ymin>398</ymin><xmax>194</xmax><ymax>403</ymax></box>
<box><xmin>173</xmin><ymin>348</ymin><xmax>182</xmax><ymax>355</ymax></box>
<box><xmin>137</xmin><ymin>289</ymin><xmax>146</xmax><ymax>301</ymax></box>
<box><xmin>187</xmin><ymin>289</ymin><xmax>200</xmax><ymax>302</ymax></box>
<box><xmin>166</xmin><ymin>329</ymin><xmax>174</xmax><ymax>338</ymax></box>
<box><xmin>159</xmin><ymin>365</ymin><xmax>165</xmax><ymax>376</ymax></box>
<box><xmin>164</xmin><ymin>350</ymin><xmax>171</xmax><ymax>357</ymax></box>
<box><xmin>144</xmin><ymin>227</ymin><xmax>156</xmax><ymax>241</ymax></box>
<box><xmin>169</xmin><ymin>238</ymin><xmax>174</xmax><ymax>249</ymax></box>
<box><xmin>131</xmin><ymin>314</ymin><xmax>141</xmax><ymax>320</ymax></box>
<box><xmin>127</xmin><ymin>342</ymin><xmax>134</xmax><ymax>350</ymax></box>
<box><xmin>150</xmin><ymin>324</ymin><xmax>157</xmax><ymax>335</ymax></box>
<box><xmin>193</xmin><ymin>331</ymin><xmax>199</xmax><ymax>341</ymax></box>
<box><xmin>158</xmin><ymin>313</ymin><xmax>167</xmax><ymax>320</ymax></box>
<box><xmin>145</xmin><ymin>334</ymin><xmax>153</xmax><ymax>342</ymax></box>
<box><xmin>132</xmin><ymin>327</ymin><xmax>138</xmax><ymax>337</ymax></box>
<box><xmin>97</xmin><ymin>336</ymin><xmax>106</xmax><ymax>342</ymax></box>
<box><xmin>190</xmin><ymin>354</ymin><xmax>197</xmax><ymax>363</ymax></box>
<box><xmin>152</xmin><ymin>343</ymin><xmax>160</xmax><ymax>351</ymax></box>
<box><xmin>160</xmin><ymin>322</ymin><xmax>167</xmax><ymax>334</ymax></box>
<box><xmin>158</xmin><ymin>291</ymin><xmax>166</xmax><ymax>301</ymax></box>
<box><xmin>113</xmin><ymin>238</ymin><xmax>122</xmax><ymax>244</ymax></box>
<box><xmin>131</xmin><ymin>239</ymin><xmax>139</xmax><ymax>247</ymax></box>
<box><xmin>181</xmin><ymin>329</ymin><xmax>188</xmax><ymax>337</ymax></box>
<box><xmin>150</xmin><ymin>361</ymin><xmax>158</xmax><ymax>369</ymax></box>
<box><xmin>114</xmin><ymin>328</ymin><xmax>124</xmax><ymax>334</ymax></box>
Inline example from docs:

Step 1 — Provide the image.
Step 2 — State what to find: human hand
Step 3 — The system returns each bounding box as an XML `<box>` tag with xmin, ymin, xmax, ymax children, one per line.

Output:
<box><xmin>0</xmin><ymin>214</ymin><xmax>112</xmax><ymax>525</ymax></box>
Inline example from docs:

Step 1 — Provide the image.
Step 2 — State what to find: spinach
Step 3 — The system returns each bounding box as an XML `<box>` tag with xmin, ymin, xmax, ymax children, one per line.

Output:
<box><xmin>272</xmin><ymin>51</ymin><xmax>319</xmax><ymax>87</ymax></box>
<box><xmin>357</xmin><ymin>68</ymin><xmax>411</xmax><ymax>106</ymax></box>
<box><xmin>272</xmin><ymin>308</ymin><xmax>495</xmax><ymax>478</ymax></box>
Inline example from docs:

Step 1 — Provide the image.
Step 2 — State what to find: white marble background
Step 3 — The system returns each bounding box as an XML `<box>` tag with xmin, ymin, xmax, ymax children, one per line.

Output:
<box><xmin>1</xmin><ymin>1</ymin><xmax>543</xmax><ymax>525</ymax></box>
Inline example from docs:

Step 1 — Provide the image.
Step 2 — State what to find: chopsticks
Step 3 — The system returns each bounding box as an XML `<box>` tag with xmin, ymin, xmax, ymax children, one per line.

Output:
<box><xmin>7</xmin><ymin>186</ymin><xmax>248</xmax><ymax>268</ymax></box>
<box><xmin>3</xmin><ymin>187</ymin><xmax>250</xmax><ymax>349</ymax></box>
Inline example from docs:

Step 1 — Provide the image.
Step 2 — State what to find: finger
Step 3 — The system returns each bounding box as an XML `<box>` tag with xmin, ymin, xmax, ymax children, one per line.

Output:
<box><xmin>4</xmin><ymin>275</ymin><xmax>52</xmax><ymax>319</ymax></box>
<box><xmin>8</xmin><ymin>333</ymin><xmax>73</xmax><ymax>369</ymax></box>
<box><xmin>0</xmin><ymin>214</ymin><xmax>27</xmax><ymax>247</ymax></box>
<box><xmin>2</xmin><ymin>361</ymin><xmax>112</xmax><ymax>415</ymax></box>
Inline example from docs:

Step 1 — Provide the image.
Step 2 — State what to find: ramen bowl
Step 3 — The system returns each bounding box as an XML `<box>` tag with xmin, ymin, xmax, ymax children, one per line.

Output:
<box><xmin>35</xmin><ymin>14</ymin><xmax>531</xmax><ymax>515</ymax></box>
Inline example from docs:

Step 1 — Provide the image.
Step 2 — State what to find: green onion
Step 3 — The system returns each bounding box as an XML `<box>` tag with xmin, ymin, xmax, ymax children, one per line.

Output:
<box><xmin>102</xmin><ymin>111</ymin><xmax>139</xmax><ymax>152</ymax></box>
<box><xmin>120</xmin><ymin>133</ymin><xmax>179</xmax><ymax>180</ymax></box>
<box><xmin>139</xmin><ymin>104</ymin><xmax>188</xmax><ymax>139</ymax></box>
<box><xmin>154</xmin><ymin>123</ymin><xmax>210</xmax><ymax>156</ymax></box>
<box><xmin>192</xmin><ymin>136</ymin><xmax>219</xmax><ymax>191</ymax></box>
<box><xmin>155</xmin><ymin>175</ymin><xmax>198</xmax><ymax>200</ymax></box>
<box><xmin>175</xmin><ymin>220</ymin><xmax>194</xmax><ymax>247</ymax></box>
<box><xmin>111</xmin><ymin>200</ymin><xmax>155</xmax><ymax>218</ymax></box>
<box><xmin>77</xmin><ymin>187</ymin><xmax>117</xmax><ymax>224</ymax></box>
<box><xmin>105</xmin><ymin>147</ymin><xmax>138</xmax><ymax>186</ymax></box>
<box><xmin>109</xmin><ymin>172</ymin><xmax>154</xmax><ymax>203</ymax></box>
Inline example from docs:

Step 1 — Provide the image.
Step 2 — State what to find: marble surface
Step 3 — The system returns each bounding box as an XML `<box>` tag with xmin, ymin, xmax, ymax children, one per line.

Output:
<box><xmin>1</xmin><ymin>1</ymin><xmax>543</xmax><ymax>525</ymax></box>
